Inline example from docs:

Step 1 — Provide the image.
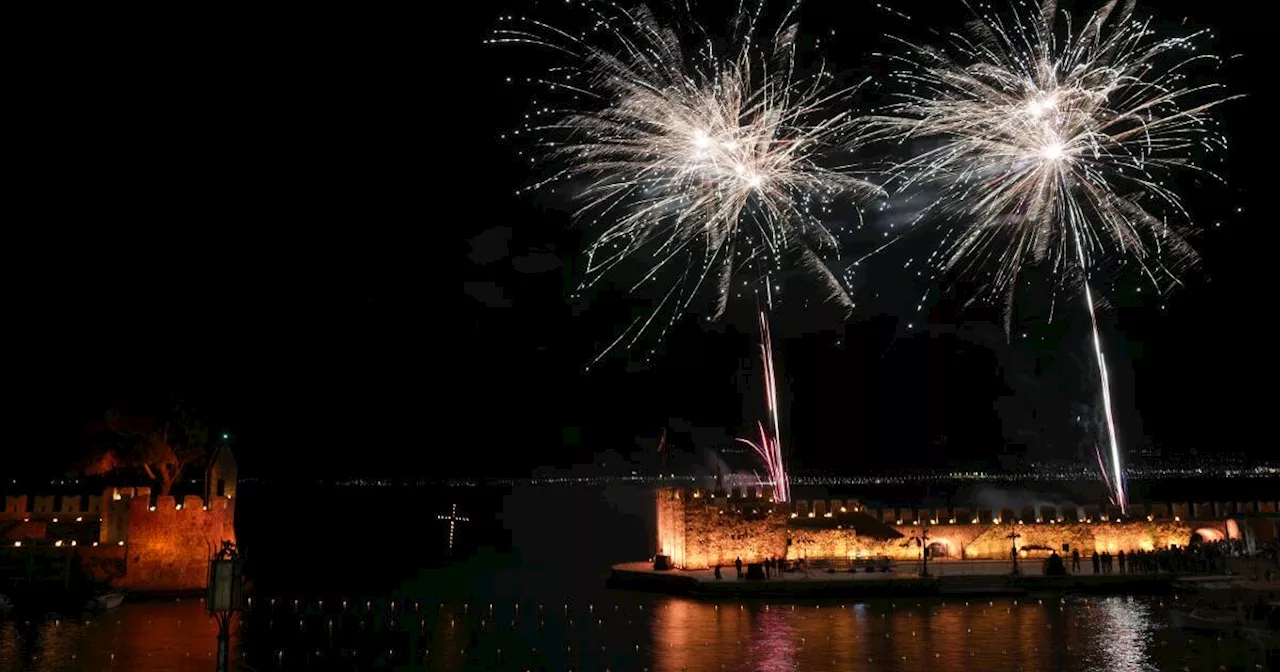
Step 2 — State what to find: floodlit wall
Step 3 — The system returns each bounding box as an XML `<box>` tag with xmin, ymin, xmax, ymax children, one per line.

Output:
<box><xmin>656</xmin><ymin>489</ymin><xmax>1276</xmax><ymax>566</ymax></box>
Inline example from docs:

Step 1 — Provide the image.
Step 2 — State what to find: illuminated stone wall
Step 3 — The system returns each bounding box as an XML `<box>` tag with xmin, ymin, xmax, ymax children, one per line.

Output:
<box><xmin>1</xmin><ymin>488</ymin><xmax>236</xmax><ymax>591</ymax></box>
<box><xmin>655</xmin><ymin>489</ymin><xmax>687</xmax><ymax>567</ymax></box>
<box><xmin>656</xmin><ymin>488</ymin><xmax>788</xmax><ymax>569</ymax></box>
<box><xmin>807</xmin><ymin>523</ymin><xmax>989</xmax><ymax>561</ymax></box>
<box><xmin>957</xmin><ymin>521</ymin><xmax>1194</xmax><ymax>558</ymax></box>
<box><xmin>787</xmin><ymin>527</ymin><xmax>868</xmax><ymax>560</ymax></box>
<box><xmin>113</xmin><ymin>494</ymin><xmax>236</xmax><ymax>591</ymax></box>
<box><xmin>2</xmin><ymin>493</ymin><xmax>106</xmax><ymax>545</ymax></box>
<box><xmin>657</xmin><ymin>489</ymin><xmax>1274</xmax><ymax>567</ymax></box>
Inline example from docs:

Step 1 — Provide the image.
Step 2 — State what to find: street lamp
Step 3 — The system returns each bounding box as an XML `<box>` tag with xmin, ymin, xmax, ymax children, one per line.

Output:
<box><xmin>207</xmin><ymin>540</ymin><xmax>245</xmax><ymax>672</ymax></box>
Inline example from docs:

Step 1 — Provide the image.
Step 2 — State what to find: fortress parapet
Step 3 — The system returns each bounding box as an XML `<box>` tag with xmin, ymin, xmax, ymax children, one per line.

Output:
<box><xmin>654</xmin><ymin>489</ymin><xmax>1279</xmax><ymax>569</ymax></box>
<box><xmin>1</xmin><ymin>446</ymin><xmax>238</xmax><ymax>591</ymax></box>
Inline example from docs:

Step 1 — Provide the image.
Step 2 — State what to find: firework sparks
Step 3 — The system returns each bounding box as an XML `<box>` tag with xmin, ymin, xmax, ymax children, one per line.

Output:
<box><xmin>865</xmin><ymin>0</ymin><xmax>1237</xmax><ymax>513</ymax></box>
<box><xmin>736</xmin><ymin>310</ymin><xmax>790</xmax><ymax>502</ymax></box>
<box><xmin>490</xmin><ymin>1</ymin><xmax>881</xmax><ymax>360</ymax></box>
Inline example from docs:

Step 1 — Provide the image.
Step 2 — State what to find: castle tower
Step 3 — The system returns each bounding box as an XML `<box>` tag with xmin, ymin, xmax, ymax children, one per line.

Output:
<box><xmin>205</xmin><ymin>443</ymin><xmax>238</xmax><ymax>502</ymax></box>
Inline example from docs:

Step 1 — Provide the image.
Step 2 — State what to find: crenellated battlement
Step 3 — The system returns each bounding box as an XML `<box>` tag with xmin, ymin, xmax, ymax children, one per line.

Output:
<box><xmin>3</xmin><ymin>494</ymin><xmax>105</xmax><ymax>518</ymax></box>
<box><xmin>655</xmin><ymin>488</ymin><xmax>1280</xmax><ymax>569</ymax></box>
<box><xmin>782</xmin><ymin>498</ymin><xmax>1278</xmax><ymax>525</ymax></box>
<box><xmin>660</xmin><ymin>488</ymin><xmax>1278</xmax><ymax>525</ymax></box>
<box><xmin>3</xmin><ymin>486</ymin><xmax>240</xmax><ymax>520</ymax></box>
<box><xmin>2</xmin><ymin>445</ymin><xmax>239</xmax><ymax>591</ymax></box>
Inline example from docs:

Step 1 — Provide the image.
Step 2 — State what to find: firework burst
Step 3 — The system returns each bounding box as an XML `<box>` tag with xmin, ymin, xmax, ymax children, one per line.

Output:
<box><xmin>868</xmin><ymin>0</ymin><xmax>1234</xmax><ymax>293</ymax></box>
<box><xmin>865</xmin><ymin>0</ymin><xmax>1237</xmax><ymax>512</ymax></box>
<box><xmin>490</xmin><ymin>0</ymin><xmax>881</xmax><ymax>361</ymax></box>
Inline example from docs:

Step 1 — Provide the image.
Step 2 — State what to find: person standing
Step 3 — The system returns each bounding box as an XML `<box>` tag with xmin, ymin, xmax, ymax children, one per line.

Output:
<box><xmin>735</xmin><ymin>557</ymin><xmax>743</xmax><ymax>580</ymax></box>
<box><xmin>1118</xmin><ymin>550</ymin><xmax>1127</xmax><ymax>574</ymax></box>
<box><xmin>1092</xmin><ymin>551</ymin><xmax>1100</xmax><ymax>575</ymax></box>
<box><xmin>1071</xmin><ymin>548</ymin><xmax>1081</xmax><ymax>572</ymax></box>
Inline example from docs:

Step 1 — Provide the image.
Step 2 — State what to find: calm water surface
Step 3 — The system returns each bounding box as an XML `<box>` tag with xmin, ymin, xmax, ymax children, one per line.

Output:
<box><xmin>1</xmin><ymin>593</ymin><xmax>1274</xmax><ymax>671</ymax></box>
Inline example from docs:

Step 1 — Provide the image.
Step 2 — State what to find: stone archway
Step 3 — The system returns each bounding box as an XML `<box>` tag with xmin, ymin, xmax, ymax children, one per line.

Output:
<box><xmin>1226</xmin><ymin>518</ymin><xmax>1241</xmax><ymax>540</ymax></box>
<box><xmin>927</xmin><ymin>540</ymin><xmax>951</xmax><ymax>559</ymax></box>
<box><xmin>1191</xmin><ymin>527</ymin><xmax>1225</xmax><ymax>544</ymax></box>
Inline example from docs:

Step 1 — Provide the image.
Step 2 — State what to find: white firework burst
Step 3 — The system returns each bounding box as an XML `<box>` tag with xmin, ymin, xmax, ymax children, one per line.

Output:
<box><xmin>491</xmin><ymin>1</ymin><xmax>881</xmax><ymax>359</ymax></box>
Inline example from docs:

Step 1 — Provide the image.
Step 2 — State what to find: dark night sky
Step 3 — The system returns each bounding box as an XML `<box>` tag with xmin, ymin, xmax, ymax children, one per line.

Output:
<box><xmin>9</xmin><ymin>1</ymin><xmax>1264</xmax><ymax>480</ymax></box>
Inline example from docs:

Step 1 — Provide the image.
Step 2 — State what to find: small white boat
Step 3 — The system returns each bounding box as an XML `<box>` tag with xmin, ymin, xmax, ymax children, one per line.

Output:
<box><xmin>1243</xmin><ymin>602</ymin><xmax>1280</xmax><ymax>649</ymax></box>
<box><xmin>1244</xmin><ymin>626</ymin><xmax>1280</xmax><ymax>650</ymax></box>
<box><xmin>1168</xmin><ymin>607</ymin><xmax>1241</xmax><ymax>633</ymax></box>
<box><xmin>85</xmin><ymin>591</ymin><xmax>125</xmax><ymax>612</ymax></box>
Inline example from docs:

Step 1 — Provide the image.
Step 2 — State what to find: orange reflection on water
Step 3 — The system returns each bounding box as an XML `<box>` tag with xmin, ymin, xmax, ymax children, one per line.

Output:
<box><xmin>0</xmin><ymin>599</ymin><xmax>230</xmax><ymax>672</ymax></box>
<box><xmin>649</xmin><ymin>597</ymin><xmax>1101</xmax><ymax>672</ymax></box>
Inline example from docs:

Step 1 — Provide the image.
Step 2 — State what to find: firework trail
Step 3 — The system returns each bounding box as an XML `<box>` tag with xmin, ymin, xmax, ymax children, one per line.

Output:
<box><xmin>1093</xmin><ymin>442</ymin><xmax>1118</xmax><ymax>508</ymax></box>
<box><xmin>863</xmin><ymin>0</ymin><xmax>1237</xmax><ymax>513</ymax></box>
<box><xmin>736</xmin><ymin>310</ymin><xmax>790</xmax><ymax>502</ymax></box>
<box><xmin>490</xmin><ymin>0</ymin><xmax>881</xmax><ymax>362</ymax></box>
<box><xmin>1080</xmin><ymin>249</ymin><xmax>1125</xmax><ymax>511</ymax></box>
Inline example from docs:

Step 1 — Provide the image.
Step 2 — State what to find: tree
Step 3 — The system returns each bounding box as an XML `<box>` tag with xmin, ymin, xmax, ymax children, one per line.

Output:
<box><xmin>84</xmin><ymin>405</ymin><xmax>210</xmax><ymax>496</ymax></box>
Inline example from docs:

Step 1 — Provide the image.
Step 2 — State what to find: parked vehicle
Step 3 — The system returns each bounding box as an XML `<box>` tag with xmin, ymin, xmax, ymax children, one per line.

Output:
<box><xmin>85</xmin><ymin>590</ymin><xmax>125</xmax><ymax>612</ymax></box>
<box><xmin>852</xmin><ymin>556</ymin><xmax>891</xmax><ymax>573</ymax></box>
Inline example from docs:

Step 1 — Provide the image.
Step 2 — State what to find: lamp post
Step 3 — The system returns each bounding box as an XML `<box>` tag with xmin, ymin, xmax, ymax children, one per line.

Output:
<box><xmin>1006</xmin><ymin>529</ymin><xmax>1022</xmax><ymax>575</ymax></box>
<box><xmin>207</xmin><ymin>540</ymin><xmax>245</xmax><ymax>672</ymax></box>
<box><xmin>904</xmin><ymin>528</ymin><xmax>932</xmax><ymax>577</ymax></box>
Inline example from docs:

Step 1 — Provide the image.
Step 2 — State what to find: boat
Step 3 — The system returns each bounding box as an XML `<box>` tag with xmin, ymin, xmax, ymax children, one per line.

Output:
<box><xmin>85</xmin><ymin>591</ymin><xmax>125</xmax><ymax>612</ymax></box>
<box><xmin>1168</xmin><ymin>606</ymin><xmax>1241</xmax><ymax>633</ymax></box>
<box><xmin>1242</xmin><ymin>602</ymin><xmax>1280</xmax><ymax>650</ymax></box>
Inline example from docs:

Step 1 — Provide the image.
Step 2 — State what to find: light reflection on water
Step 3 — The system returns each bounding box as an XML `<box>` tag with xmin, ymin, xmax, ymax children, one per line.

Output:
<box><xmin>0</xmin><ymin>599</ymin><xmax>229</xmax><ymax>672</ymax></box>
<box><xmin>1086</xmin><ymin>596</ymin><xmax>1153</xmax><ymax>672</ymax></box>
<box><xmin>1</xmin><ymin>595</ymin><xmax>1272</xmax><ymax>671</ymax></box>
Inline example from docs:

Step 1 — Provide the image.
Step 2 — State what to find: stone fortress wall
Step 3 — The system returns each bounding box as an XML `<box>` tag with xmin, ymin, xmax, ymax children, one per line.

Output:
<box><xmin>0</xmin><ymin>445</ymin><xmax>239</xmax><ymax>591</ymax></box>
<box><xmin>1</xmin><ymin>488</ymin><xmax>236</xmax><ymax>591</ymax></box>
<box><xmin>656</xmin><ymin>486</ymin><xmax>1280</xmax><ymax>569</ymax></box>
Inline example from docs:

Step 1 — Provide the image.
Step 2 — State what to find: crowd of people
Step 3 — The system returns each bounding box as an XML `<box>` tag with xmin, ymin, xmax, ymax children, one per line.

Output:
<box><xmin>713</xmin><ymin>556</ymin><xmax>795</xmax><ymax>580</ymax></box>
<box><xmin>1046</xmin><ymin>538</ymin><xmax>1280</xmax><ymax>576</ymax></box>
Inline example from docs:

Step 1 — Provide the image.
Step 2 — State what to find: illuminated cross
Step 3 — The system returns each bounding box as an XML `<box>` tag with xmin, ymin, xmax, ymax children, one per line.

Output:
<box><xmin>1006</xmin><ymin>529</ymin><xmax>1023</xmax><ymax>575</ymax></box>
<box><xmin>437</xmin><ymin>503</ymin><xmax>469</xmax><ymax>554</ymax></box>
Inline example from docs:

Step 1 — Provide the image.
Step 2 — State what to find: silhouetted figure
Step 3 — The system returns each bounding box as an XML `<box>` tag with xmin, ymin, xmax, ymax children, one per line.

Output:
<box><xmin>735</xmin><ymin>557</ymin><xmax>743</xmax><ymax>580</ymax></box>
<box><xmin>1071</xmin><ymin>549</ymin><xmax>1081</xmax><ymax>572</ymax></box>
<box><xmin>714</xmin><ymin>564</ymin><xmax>722</xmax><ymax>580</ymax></box>
<box><xmin>1118</xmin><ymin>550</ymin><xmax>1126</xmax><ymax>574</ymax></box>
<box><xmin>1092</xmin><ymin>552</ymin><xmax>1100</xmax><ymax>574</ymax></box>
<box><xmin>1046</xmin><ymin>552</ymin><xmax>1066</xmax><ymax>576</ymax></box>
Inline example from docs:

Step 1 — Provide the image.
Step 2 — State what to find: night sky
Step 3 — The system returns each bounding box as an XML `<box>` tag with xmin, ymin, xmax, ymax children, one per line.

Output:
<box><xmin>11</xmin><ymin>1</ymin><xmax>1263</xmax><ymax>480</ymax></box>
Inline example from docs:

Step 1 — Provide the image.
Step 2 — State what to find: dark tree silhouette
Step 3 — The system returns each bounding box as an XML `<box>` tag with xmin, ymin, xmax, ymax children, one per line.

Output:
<box><xmin>84</xmin><ymin>405</ymin><xmax>210</xmax><ymax>496</ymax></box>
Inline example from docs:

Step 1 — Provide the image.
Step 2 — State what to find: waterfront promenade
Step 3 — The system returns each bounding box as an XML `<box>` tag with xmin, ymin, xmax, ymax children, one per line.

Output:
<box><xmin>608</xmin><ymin>558</ymin><xmax>1280</xmax><ymax>598</ymax></box>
